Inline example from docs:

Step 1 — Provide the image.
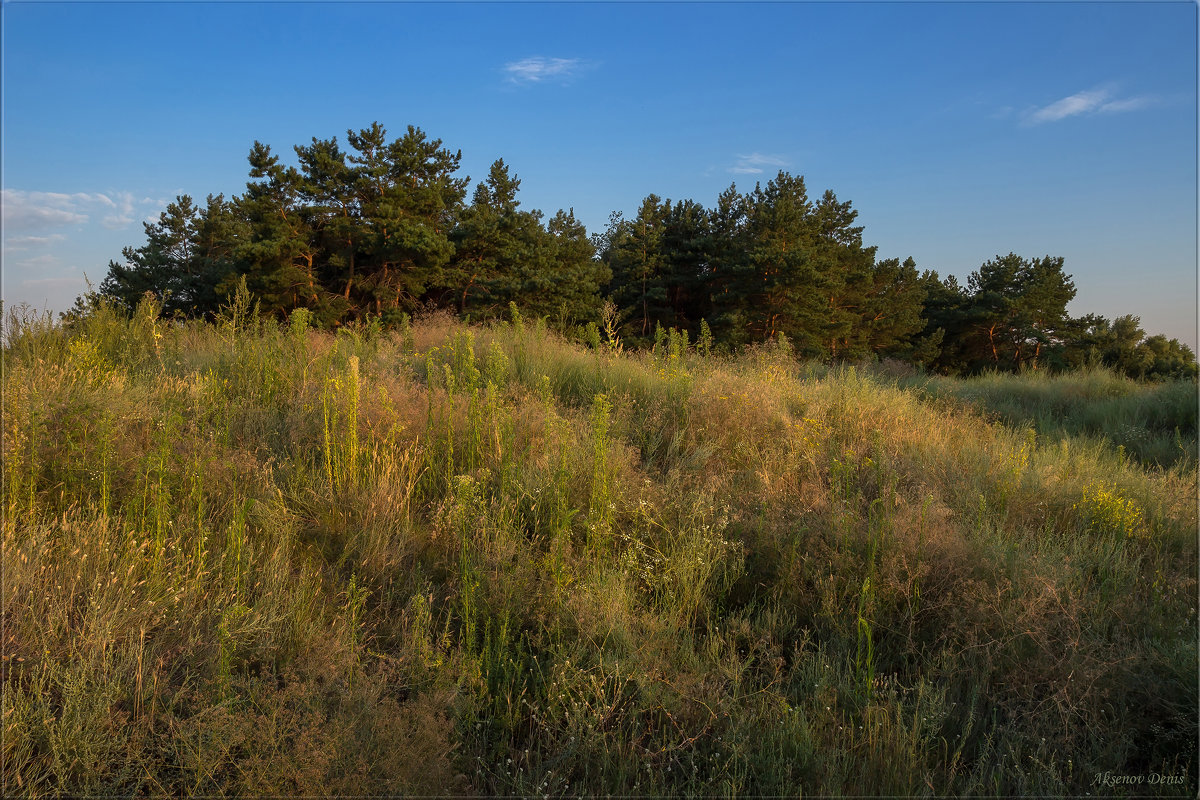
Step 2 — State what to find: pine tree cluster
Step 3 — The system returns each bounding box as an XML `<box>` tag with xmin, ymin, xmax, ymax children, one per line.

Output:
<box><xmin>87</xmin><ymin>122</ymin><xmax>1196</xmax><ymax>379</ymax></box>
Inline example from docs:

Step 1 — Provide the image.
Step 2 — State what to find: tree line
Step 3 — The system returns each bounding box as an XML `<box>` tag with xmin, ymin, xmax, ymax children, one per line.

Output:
<box><xmin>90</xmin><ymin>122</ymin><xmax>1196</xmax><ymax>380</ymax></box>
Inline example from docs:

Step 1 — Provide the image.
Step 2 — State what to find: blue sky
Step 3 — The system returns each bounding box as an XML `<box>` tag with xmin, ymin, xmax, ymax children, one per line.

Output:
<box><xmin>2</xmin><ymin>1</ymin><xmax>1196</xmax><ymax>348</ymax></box>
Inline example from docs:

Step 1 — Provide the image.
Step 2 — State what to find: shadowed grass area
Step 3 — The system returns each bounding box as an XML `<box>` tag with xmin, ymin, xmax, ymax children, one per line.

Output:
<box><xmin>3</xmin><ymin>298</ymin><xmax>1196</xmax><ymax>796</ymax></box>
<box><xmin>905</xmin><ymin>367</ymin><xmax>1198</xmax><ymax>469</ymax></box>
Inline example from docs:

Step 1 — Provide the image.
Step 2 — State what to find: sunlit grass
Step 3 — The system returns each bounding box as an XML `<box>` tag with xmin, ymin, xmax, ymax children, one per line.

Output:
<box><xmin>2</xmin><ymin>298</ymin><xmax>1196</xmax><ymax>796</ymax></box>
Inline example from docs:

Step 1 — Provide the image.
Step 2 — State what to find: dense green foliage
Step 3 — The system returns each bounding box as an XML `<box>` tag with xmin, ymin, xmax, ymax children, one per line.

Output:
<box><xmin>95</xmin><ymin>125</ymin><xmax>607</xmax><ymax>332</ymax></box>
<box><xmin>4</xmin><ymin>300</ymin><xmax>1197</xmax><ymax>796</ymax></box>
<box><xmin>91</xmin><ymin>121</ymin><xmax>1196</xmax><ymax>380</ymax></box>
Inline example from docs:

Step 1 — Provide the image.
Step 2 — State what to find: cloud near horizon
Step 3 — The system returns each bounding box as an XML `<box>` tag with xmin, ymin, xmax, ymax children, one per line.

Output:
<box><xmin>16</xmin><ymin>254</ymin><xmax>63</xmax><ymax>271</ymax></box>
<box><xmin>728</xmin><ymin>152</ymin><xmax>790</xmax><ymax>175</ymax></box>
<box><xmin>503</xmin><ymin>56</ymin><xmax>587</xmax><ymax>84</ymax></box>
<box><xmin>1022</xmin><ymin>86</ymin><xmax>1153</xmax><ymax>125</ymax></box>
<box><xmin>21</xmin><ymin>275</ymin><xmax>81</xmax><ymax>291</ymax></box>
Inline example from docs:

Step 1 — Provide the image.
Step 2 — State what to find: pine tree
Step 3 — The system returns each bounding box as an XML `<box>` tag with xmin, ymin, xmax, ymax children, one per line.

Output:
<box><xmin>916</xmin><ymin>271</ymin><xmax>969</xmax><ymax>374</ymax></box>
<box><xmin>292</xmin><ymin>133</ymin><xmax>358</xmax><ymax>311</ymax></box>
<box><xmin>964</xmin><ymin>253</ymin><xmax>1076</xmax><ymax>370</ymax></box>
<box><xmin>446</xmin><ymin>159</ymin><xmax>550</xmax><ymax>319</ymax></box>
<box><xmin>714</xmin><ymin>173</ymin><xmax>859</xmax><ymax>355</ymax></box>
<box><xmin>812</xmin><ymin>189</ymin><xmax>879</xmax><ymax>358</ymax></box>
<box><xmin>659</xmin><ymin>199</ymin><xmax>712</xmax><ymax>332</ymax></box>
<box><xmin>187</xmin><ymin>194</ymin><xmax>248</xmax><ymax>317</ymax></box>
<box><xmin>99</xmin><ymin>194</ymin><xmax>246</xmax><ymax>319</ymax></box>
<box><xmin>227</xmin><ymin>141</ymin><xmax>336</xmax><ymax>320</ymax></box>
<box><xmin>539</xmin><ymin>208</ymin><xmax>607</xmax><ymax>326</ymax></box>
<box><xmin>707</xmin><ymin>183</ymin><xmax>752</xmax><ymax>346</ymax></box>
<box><xmin>847</xmin><ymin>256</ymin><xmax>927</xmax><ymax>359</ymax></box>
<box><xmin>100</xmin><ymin>194</ymin><xmax>201</xmax><ymax>312</ymax></box>
<box><xmin>347</xmin><ymin>124</ymin><xmax>467</xmax><ymax>315</ymax></box>
<box><xmin>608</xmin><ymin>194</ymin><xmax>671</xmax><ymax>340</ymax></box>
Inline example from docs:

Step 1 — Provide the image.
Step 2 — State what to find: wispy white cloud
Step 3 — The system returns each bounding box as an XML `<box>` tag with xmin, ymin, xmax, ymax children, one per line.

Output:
<box><xmin>2</xmin><ymin>190</ymin><xmax>90</xmax><ymax>230</ymax></box>
<box><xmin>101</xmin><ymin>191</ymin><xmax>138</xmax><ymax>229</ymax></box>
<box><xmin>1096</xmin><ymin>96</ymin><xmax>1152</xmax><ymax>114</ymax></box>
<box><xmin>1</xmin><ymin>189</ymin><xmax>156</xmax><ymax>232</ymax></box>
<box><xmin>1022</xmin><ymin>86</ymin><xmax>1155</xmax><ymax>125</ymax></box>
<box><xmin>3</xmin><ymin>234</ymin><xmax>66</xmax><ymax>251</ymax></box>
<box><xmin>503</xmin><ymin>56</ymin><xmax>587</xmax><ymax>84</ymax></box>
<box><xmin>728</xmin><ymin>152</ymin><xmax>790</xmax><ymax>175</ymax></box>
<box><xmin>1026</xmin><ymin>88</ymin><xmax>1109</xmax><ymax>123</ymax></box>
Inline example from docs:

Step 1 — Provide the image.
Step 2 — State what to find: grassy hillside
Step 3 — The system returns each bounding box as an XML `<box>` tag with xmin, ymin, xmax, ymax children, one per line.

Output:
<box><xmin>3</xmin><ymin>298</ymin><xmax>1197</xmax><ymax>796</ymax></box>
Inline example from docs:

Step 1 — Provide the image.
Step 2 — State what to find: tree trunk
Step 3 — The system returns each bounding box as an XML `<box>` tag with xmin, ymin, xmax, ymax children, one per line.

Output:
<box><xmin>460</xmin><ymin>276</ymin><xmax>476</xmax><ymax>315</ymax></box>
